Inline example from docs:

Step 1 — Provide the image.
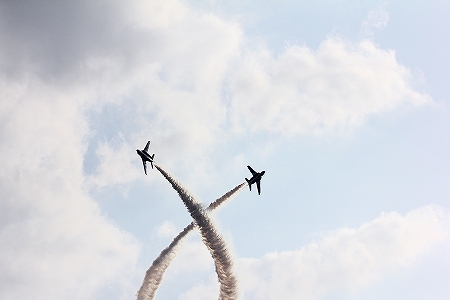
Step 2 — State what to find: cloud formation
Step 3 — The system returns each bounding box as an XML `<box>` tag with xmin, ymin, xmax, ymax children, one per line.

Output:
<box><xmin>237</xmin><ymin>205</ymin><xmax>448</xmax><ymax>299</ymax></box>
<box><xmin>0</xmin><ymin>0</ymin><xmax>243</xmax><ymax>184</ymax></box>
<box><xmin>0</xmin><ymin>0</ymin><xmax>428</xmax><ymax>188</ymax></box>
<box><xmin>0</xmin><ymin>0</ymin><xmax>244</xmax><ymax>297</ymax></box>
<box><xmin>0</xmin><ymin>73</ymin><xmax>140</xmax><ymax>299</ymax></box>
<box><xmin>230</xmin><ymin>38</ymin><xmax>431</xmax><ymax>135</ymax></box>
<box><xmin>0</xmin><ymin>0</ymin><xmax>437</xmax><ymax>298</ymax></box>
<box><xmin>362</xmin><ymin>5</ymin><xmax>390</xmax><ymax>37</ymax></box>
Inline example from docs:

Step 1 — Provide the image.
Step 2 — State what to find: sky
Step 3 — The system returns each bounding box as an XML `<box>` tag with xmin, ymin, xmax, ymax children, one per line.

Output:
<box><xmin>0</xmin><ymin>0</ymin><xmax>449</xmax><ymax>299</ymax></box>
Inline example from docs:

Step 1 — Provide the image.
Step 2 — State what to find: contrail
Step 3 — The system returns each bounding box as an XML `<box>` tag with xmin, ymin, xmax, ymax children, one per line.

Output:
<box><xmin>136</xmin><ymin>182</ymin><xmax>245</xmax><ymax>300</ymax></box>
<box><xmin>145</xmin><ymin>164</ymin><xmax>239</xmax><ymax>300</ymax></box>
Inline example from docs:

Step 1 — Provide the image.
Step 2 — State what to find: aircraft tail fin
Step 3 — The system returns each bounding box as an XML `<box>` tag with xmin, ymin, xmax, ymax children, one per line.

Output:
<box><xmin>150</xmin><ymin>154</ymin><xmax>155</xmax><ymax>169</ymax></box>
<box><xmin>245</xmin><ymin>178</ymin><xmax>251</xmax><ymax>190</ymax></box>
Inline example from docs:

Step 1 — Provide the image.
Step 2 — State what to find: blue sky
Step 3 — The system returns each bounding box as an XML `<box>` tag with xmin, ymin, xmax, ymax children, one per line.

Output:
<box><xmin>0</xmin><ymin>1</ymin><xmax>449</xmax><ymax>299</ymax></box>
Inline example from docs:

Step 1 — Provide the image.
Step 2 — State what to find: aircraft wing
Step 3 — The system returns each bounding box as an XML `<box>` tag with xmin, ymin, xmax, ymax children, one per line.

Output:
<box><xmin>256</xmin><ymin>180</ymin><xmax>261</xmax><ymax>195</ymax></box>
<box><xmin>247</xmin><ymin>165</ymin><xmax>256</xmax><ymax>175</ymax></box>
<box><xmin>143</xmin><ymin>160</ymin><xmax>147</xmax><ymax>175</ymax></box>
<box><xmin>144</xmin><ymin>141</ymin><xmax>150</xmax><ymax>152</ymax></box>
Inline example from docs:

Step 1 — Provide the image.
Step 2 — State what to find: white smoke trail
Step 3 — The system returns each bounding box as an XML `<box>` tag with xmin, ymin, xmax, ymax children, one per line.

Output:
<box><xmin>136</xmin><ymin>222</ymin><xmax>194</xmax><ymax>300</ymax></box>
<box><xmin>150</xmin><ymin>164</ymin><xmax>239</xmax><ymax>300</ymax></box>
<box><xmin>207</xmin><ymin>183</ymin><xmax>246</xmax><ymax>212</ymax></box>
<box><xmin>136</xmin><ymin>183</ymin><xmax>245</xmax><ymax>300</ymax></box>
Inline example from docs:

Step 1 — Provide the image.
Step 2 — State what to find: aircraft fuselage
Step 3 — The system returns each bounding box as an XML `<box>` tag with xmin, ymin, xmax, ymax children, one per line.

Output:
<box><xmin>245</xmin><ymin>165</ymin><xmax>265</xmax><ymax>195</ymax></box>
<box><xmin>247</xmin><ymin>171</ymin><xmax>265</xmax><ymax>185</ymax></box>
<box><xmin>137</xmin><ymin>141</ymin><xmax>155</xmax><ymax>174</ymax></box>
<box><xmin>136</xmin><ymin>149</ymin><xmax>153</xmax><ymax>162</ymax></box>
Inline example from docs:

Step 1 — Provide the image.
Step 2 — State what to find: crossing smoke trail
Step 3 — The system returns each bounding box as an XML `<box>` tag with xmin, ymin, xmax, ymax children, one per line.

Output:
<box><xmin>148</xmin><ymin>164</ymin><xmax>239</xmax><ymax>300</ymax></box>
<box><xmin>137</xmin><ymin>182</ymin><xmax>246</xmax><ymax>300</ymax></box>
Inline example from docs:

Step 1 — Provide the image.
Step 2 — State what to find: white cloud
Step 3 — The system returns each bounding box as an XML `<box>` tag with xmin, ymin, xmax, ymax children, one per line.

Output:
<box><xmin>230</xmin><ymin>37</ymin><xmax>431</xmax><ymax>136</ymax></box>
<box><xmin>0</xmin><ymin>0</ymin><xmax>243</xmax><ymax>185</ymax></box>
<box><xmin>0</xmin><ymin>74</ymin><xmax>140</xmax><ymax>299</ymax></box>
<box><xmin>362</xmin><ymin>4</ymin><xmax>390</xmax><ymax>38</ymax></box>
<box><xmin>0</xmin><ymin>0</ymin><xmax>439</xmax><ymax>298</ymax></box>
<box><xmin>155</xmin><ymin>220</ymin><xmax>179</xmax><ymax>238</ymax></box>
<box><xmin>0</xmin><ymin>0</ymin><xmax>429</xmax><ymax>189</ymax></box>
<box><xmin>155</xmin><ymin>205</ymin><xmax>449</xmax><ymax>299</ymax></box>
<box><xmin>88</xmin><ymin>138</ymin><xmax>141</xmax><ymax>188</ymax></box>
<box><xmin>235</xmin><ymin>205</ymin><xmax>448</xmax><ymax>300</ymax></box>
<box><xmin>81</xmin><ymin>0</ymin><xmax>243</xmax><ymax>186</ymax></box>
<box><xmin>0</xmin><ymin>3</ymin><xmax>243</xmax><ymax>297</ymax></box>
<box><xmin>166</xmin><ymin>240</ymin><xmax>213</xmax><ymax>276</ymax></box>
<box><xmin>178</xmin><ymin>275</ymin><xmax>220</xmax><ymax>300</ymax></box>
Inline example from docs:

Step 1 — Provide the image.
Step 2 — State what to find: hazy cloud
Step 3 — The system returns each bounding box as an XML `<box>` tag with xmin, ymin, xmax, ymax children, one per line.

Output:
<box><xmin>173</xmin><ymin>240</ymin><xmax>214</xmax><ymax>273</ymax></box>
<box><xmin>0</xmin><ymin>0</ymin><xmax>243</xmax><ymax>186</ymax></box>
<box><xmin>88</xmin><ymin>139</ymin><xmax>141</xmax><ymax>188</ymax></box>
<box><xmin>162</xmin><ymin>205</ymin><xmax>448</xmax><ymax>299</ymax></box>
<box><xmin>230</xmin><ymin>37</ymin><xmax>431</xmax><ymax>136</ymax></box>
<box><xmin>0</xmin><ymin>0</ymin><xmax>244</xmax><ymax>295</ymax></box>
<box><xmin>237</xmin><ymin>205</ymin><xmax>448</xmax><ymax>299</ymax></box>
<box><xmin>0</xmin><ymin>1</ymin><xmax>438</xmax><ymax>298</ymax></box>
<box><xmin>155</xmin><ymin>220</ymin><xmax>179</xmax><ymax>239</ymax></box>
<box><xmin>178</xmin><ymin>275</ymin><xmax>220</xmax><ymax>300</ymax></box>
<box><xmin>362</xmin><ymin>4</ymin><xmax>390</xmax><ymax>38</ymax></box>
<box><xmin>0</xmin><ymin>73</ymin><xmax>140</xmax><ymax>299</ymax></box>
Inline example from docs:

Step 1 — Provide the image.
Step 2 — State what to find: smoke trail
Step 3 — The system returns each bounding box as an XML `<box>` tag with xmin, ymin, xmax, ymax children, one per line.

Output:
<box><xmin>207</xmin><ymin>183</ymin><xmax>246</xmax><ymax>211</ymax></box>
<box><xmin>136</xmin><ymin>222</ymin><xmax>194</xmax><ymax>300</ymax></box>
<box><xmin>151</xmin><ymin>164</ymin><xmax>239</xmax><ymax>300</ymax></box>
<box><xmin>136</xmin><ymin>182</ymin><xmax>245</xmax><ymax>300</ymax></box>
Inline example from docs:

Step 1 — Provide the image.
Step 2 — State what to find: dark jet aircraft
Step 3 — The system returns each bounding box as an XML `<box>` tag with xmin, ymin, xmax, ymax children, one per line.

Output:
<box><xmin>136</xmin><ymin>141</ymin><xmax>155</xmax><ymax>175</ymax></box>
<box><xmin>245</xmin><ymin>165</ymin><xmax>265</xmax><ymax>195</ymax></box>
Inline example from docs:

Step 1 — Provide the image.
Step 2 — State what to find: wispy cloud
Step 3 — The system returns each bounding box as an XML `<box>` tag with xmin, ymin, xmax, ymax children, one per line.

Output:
<box><xmin>155</xmin><ymin>220</ymin><xmax>179</xmax><ymax>239</ymax></box>
<box><xmin>230</xmin><ymin>37</ymin><xmax>431</xmax><ymax>136</ymax></box>
<box><xmin>361</xmin><ymin>4</ymin><xmax>390</xmax><ymax>38</ymax></box>
<box><xmin>88</xmin><ymin>139</ymin><xmax>141</xmax><ymax>188</ymax></box>
<box><xmin>0</xmin><ymin>73</ymin><xmax>141</xmax><ymax>299</ymax></box>
<box><xmin>236</xmin><ymin>205</ymin><xmax>448</xmax><ymax>299</ymax></box>
<box><xmin>155</xmin><ymin>205</ymin><xmax>449</xmax><ymax>300</ymax></box>
<box><xmin>0</xmin><ymin>0</ymin><xmax>438</xmax><ymax>299</ymax></box>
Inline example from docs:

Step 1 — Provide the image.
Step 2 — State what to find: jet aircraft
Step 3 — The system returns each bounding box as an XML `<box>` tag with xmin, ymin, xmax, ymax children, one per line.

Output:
<box><xmin>136</xmin><ymin>141</ymin><xmax>155</xmax><ymax>175</ymax></box>
<box><xmin>245</xmin><ymin>165</ymin><xmax>265</xmax><ymax>195</ymax></box>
